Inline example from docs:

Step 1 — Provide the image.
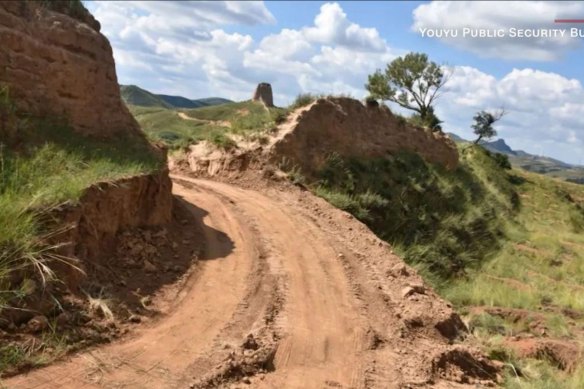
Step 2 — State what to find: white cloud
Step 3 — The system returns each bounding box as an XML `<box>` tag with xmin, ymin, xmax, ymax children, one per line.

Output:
<box><xmin>303</xmin><ymin>3</ymin><xmax>386</xmax><ymax>52</ymax></box>
<box><xmin>90</xmin><ymin>1</ymin><xmax>269</xmax><ymax>100</ymax></box>
<box><xmin>91</xmin><ymin>1</ymin><xmax>396</xmax><ymax>102</ymax></box>
<box><xmin>87</xmin><ymin>1</ymin><xmax>583</xmax><ymax>164</ymax></box>
<box><xmin>412</xmin><ymin>1</ymin><xmax>584</xmax><ymax>61</ymax></box>
<box><xmin>123</xmin><ymin>1</ymin><xmax>275</xmax><ymax>30</ymax></box>
<box><xmin>446</xmin><ymin>66</ymin><xmax>497</xmax><ymax>107</ymax></box>
<box><xmin>437</xmin><ymin>66</ymin><xmax>584</xmax><ymax>161</ymax></box>
<box><xmin>550</xmin><ymin>103</ymin><xmax>584</xmax><ymax>128</ymax></box>
<box><xmin>243</xmin><ymin>3</ymin><xmax>396</xmax><ymax>98</ymax></box>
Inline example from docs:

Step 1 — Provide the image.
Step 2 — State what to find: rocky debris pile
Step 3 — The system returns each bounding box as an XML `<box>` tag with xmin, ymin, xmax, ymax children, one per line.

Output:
<box><xmin>116</xmin><ymin>228</ymin><xmax>167</xmax><ymax>272</ymax></box>
<box><xmin>433</xmin><ymin>347</ymin><xmax>500</xmax><ymax>385</ymax></box>
<box><xmin>252</xmin><ymin>83</ymin><xmax>274</xmax><ymax>107</ymax></box>
<box><xmin>190</xmin><ymin>333</ymin><xmax>277</xmax><ymax>388</ymax></box>
<box><xmin>0</xmin><ymin>213</ymin><xmax>204</xmax><ymax>377</ymax></box>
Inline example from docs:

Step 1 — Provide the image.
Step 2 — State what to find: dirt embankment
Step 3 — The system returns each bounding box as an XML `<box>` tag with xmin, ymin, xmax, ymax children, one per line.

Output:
<box><xmin>2</xmin><ymin>171</ymin><xmax>174</xmax><ymax>326</ymax></box>
<box><xmin>174</xmin><ymin>97</ymin><xmax>459</xmax><ymax>179</ymax></box>
<box><xmin>273</xmin><ymin>98</ymin><xmax>459</xmax><ymax>175</ymax></box>
<box><xmin>0</xmin><ymin>1</ymin><xmax>140</xmax><ymax>137</ymax></box>
<box><xmin>54</xmin><ymin>170</ymin><xmax>173</xmax><ymax>284</ymax></box>
<box><xmin>0</xmin><ymin>0</ymin><xmax>176</xmax><ymax>370</ymax></box>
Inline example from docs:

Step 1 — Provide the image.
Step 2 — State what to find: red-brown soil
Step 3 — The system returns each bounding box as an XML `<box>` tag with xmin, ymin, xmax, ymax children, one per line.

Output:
<box><xmin>3</xmin><ymin>175</ymin><xmax>499</xmax><ymax>388</ymax></box>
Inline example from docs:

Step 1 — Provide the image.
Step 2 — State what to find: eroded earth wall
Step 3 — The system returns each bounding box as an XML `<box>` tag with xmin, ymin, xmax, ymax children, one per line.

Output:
<box><xmin>273</xmin><ymin>97</ymin><xmax>459</xmax><ymax>175</ymax></box>
<box><xmin>0</xmin><ymin>1</ymin><xmax>140</xmax><ymax>137</ymax></box>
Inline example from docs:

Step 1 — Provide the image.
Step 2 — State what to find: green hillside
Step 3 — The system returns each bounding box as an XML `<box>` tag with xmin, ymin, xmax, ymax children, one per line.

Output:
<box><xmin>120</xmin><ymin>85</ymin><xmax>232</xmax><ymax>109</ymax></box>
<box><xmin>120</xmin><ymin>85</ymin><xmax>172</xmax><ymax>108</ymax></box>
<box><xmin>157</xmin><ymin>95</ymin><xmax>232</xmax><ymax>109</ymax></box>
<box><xmin>129</xmin><ymin>100</ymin><xmax>285</xmax><ymax>149</ymax></box>
<box><xmin>193</xmin><ymin>97</ymin><xmax>234</xmax><ymax>107</ymax></box>
<box><xmin>156</xmin><ymin>94</ymin><xmax>197</xmax><ymax>108</ymax></box>
<box><xmin>447</xmin><ymin>133</ymin><xmax>584</xmax><ymax>185</ymax></box>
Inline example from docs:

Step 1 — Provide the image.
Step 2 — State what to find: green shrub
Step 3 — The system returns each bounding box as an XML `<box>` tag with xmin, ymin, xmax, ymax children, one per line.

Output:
<box><xmin>207</xmin><ymin>132</ymin><xmax>237</xmax><ymax>150</ymax></box>
<box><xmin>158</xmin><ymin>131</ymin><xmax>181</xmax><ymax>143</ymax></box>
<box><xmin>287</xmin><ymin>166</ymin><xmax>306</xmax><ymax>186</ymax></box>
<box><xmin>289</xmin><ymin>93</ymin><xmax>317</xmax><ymax>110</ymax></box>
<box><xmin>484</xmin><ymin>149</ymin><xmax>512</xmax><ymax>170</ymax></box>
<box><xmin>274</xmin><ymin>111</ymin><xmax>288</xmax><ymax>124</ymax></box>
<box><xmin>314</xmin><ymin>187</ymin><xmax>385</xmax><ymax>221</ymax></box>
<box><xmin>365</xmin><ymin>96</ymin><xmax>379</xmax><ymax>108</ymax></box>
<box><xmin>408</xmin><ymin>109</ymin><xmax>442</xmax><ymax>131</ymax></box>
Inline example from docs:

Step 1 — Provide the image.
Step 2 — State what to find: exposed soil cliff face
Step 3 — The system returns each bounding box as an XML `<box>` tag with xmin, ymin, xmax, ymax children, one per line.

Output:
<box><xmin>1</xmin><ymin>171</ymin><xmax>173</xmax><ymax>328</ymax></box>
<box><xmin>0</xmin><ymin>1</ymin><xmax>139</xmax><ymax>137</ymax></box>
<box><xmin>0</xmin><ymin>0</ymin><xmax>174</xmax><ymax>334</ymax></box>
<box><xmin>56</xmin><ymin>170</ymin><xmax>173</xmax><ymax>281</ymax></box>
<box><xmin>273</xmin><ymin>98</ymin><xmax>459</xmax><ymax>175</ymax></box>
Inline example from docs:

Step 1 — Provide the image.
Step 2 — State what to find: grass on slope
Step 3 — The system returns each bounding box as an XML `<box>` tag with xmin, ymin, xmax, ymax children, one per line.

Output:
<box><xmin>128</xmin><ymin>105</ymin><xmax>223</xmax><ymax>149</ymax></box>
<box><xmin>442</xmin><ymin>169</ymin><xmax>584</xmax><ymax>389</ymax></box>
<box><xmin>121</xmin><ymin>85</ymin><xmax>172</xmax><ymax>109</ymax></box>
<box><xmin>303</xmin><ymin>144</ymin><xmax>584</xmax><ymax>386</ymax></box>
<box><xmin>182</xmin><ymin>100</ymin><xmax>286</xmax><ymax>133</ymax></box>
<box><xmin>444</xmin><ymin>172</ymin><xmax>584</xmax><ymax>311</ymax></box>
<box><xmin>312</xmin><ymin>145</ymin><xmax>519</xmax><ymax>281</ymax></box>
<box><xmin>130</xmin><ymin>101</ymin><xmax>287</xmax><ymax>150</ymax></box>
<box><xmin>0</xmin><ymin>116</ymin><xmax>162</xmax><ymax>308</ymax></box>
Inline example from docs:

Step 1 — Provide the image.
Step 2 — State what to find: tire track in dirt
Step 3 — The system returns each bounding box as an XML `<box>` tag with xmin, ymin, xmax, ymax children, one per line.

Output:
<box><xmin>3</xmin><ymin>181</ymin><xmax>260</xmax><ymax>389</ymax></box>
<box><xmin>3</xmin><ymin>175</ymin><xmax>498</xmax><ymax>389</ymax></box>
<box><xmin>184</xmin><ymin>178</ymin><xmax>370</xmax><ymax>388</ymax></box>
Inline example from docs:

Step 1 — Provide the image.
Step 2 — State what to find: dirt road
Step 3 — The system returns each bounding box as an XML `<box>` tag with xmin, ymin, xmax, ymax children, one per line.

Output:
<box><xmin>3</xmin><ymin>176</ymin><xmax>496</xmax><ymax>388</ymax></box>
<box><xmin>177</xmin><ymin>111</ymin><xmax>231</xmax><ymax>128</ymax></box>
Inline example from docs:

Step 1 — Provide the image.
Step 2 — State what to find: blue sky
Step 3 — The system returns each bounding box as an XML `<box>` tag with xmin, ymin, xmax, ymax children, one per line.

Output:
<box><xmin>85</xmin><ymin>1</ymin><xmax>584</xmax><ymax>164</ymax></box>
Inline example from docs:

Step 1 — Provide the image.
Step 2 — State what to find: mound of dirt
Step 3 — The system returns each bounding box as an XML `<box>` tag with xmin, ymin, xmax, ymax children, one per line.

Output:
<box><xmin>173</xmin><ymin>97</ymin><xmax>459</xmax><ymax>180</ymax></box>
<box><xmin>506</xmin><ymin>339</ymin><xmax>581</xmax><ymax>372</ymax></box>
<box><xmin>272</xmin><ymin>97</ymin><xmax>459</xmax><ymax>176</ymax></box>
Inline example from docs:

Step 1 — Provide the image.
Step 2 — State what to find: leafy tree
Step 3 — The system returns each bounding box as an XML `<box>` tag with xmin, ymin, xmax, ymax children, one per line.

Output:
<box><xmin>365</xmin><ymin>52</ymin><xmax>449</xmax><ymax>130</ymax></box>
<box><xmin>472</xmin><ymin>109</ymin><xmax>506</xmax><ymax>144</ymax></box>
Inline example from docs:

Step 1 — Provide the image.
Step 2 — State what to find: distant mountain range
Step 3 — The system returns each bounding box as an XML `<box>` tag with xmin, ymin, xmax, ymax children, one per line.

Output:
<box><xmin>120</xmin><ymin>85</ymin><xmax>232</xmax><ymax>109</ymax></box>
<box><xmin>448</xmin><ymin>133</ymin><xmax>584</xmax><ymax>184</ymax></box>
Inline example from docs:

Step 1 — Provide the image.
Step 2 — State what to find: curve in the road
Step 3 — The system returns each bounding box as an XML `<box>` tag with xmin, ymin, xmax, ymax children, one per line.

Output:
<box><xmin>4</xmin><ymin>177</ymin><xmax>368</xmax><ymax>389</ymax></box>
